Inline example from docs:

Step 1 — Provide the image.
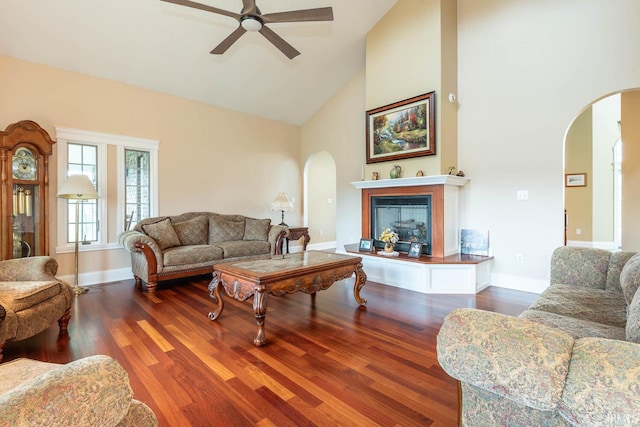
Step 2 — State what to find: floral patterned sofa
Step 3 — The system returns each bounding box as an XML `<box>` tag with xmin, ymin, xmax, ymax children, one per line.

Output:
<box><xmin>0</xmin><ymin>355</ymin><xmax>157</xmax><ymax>426</ymax></box>
<box><xmin>119</xmin><ymin>212</ymin><xmax>287</xmax><ymax>292</ymax></box>
<box><xmin>437</xmin><ymin>246</ymin><xmax>640</xmax><ymax>426</ymax></box>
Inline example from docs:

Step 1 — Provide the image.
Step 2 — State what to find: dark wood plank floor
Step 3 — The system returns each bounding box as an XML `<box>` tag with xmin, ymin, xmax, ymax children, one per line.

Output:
<box><xmin>3</xmin><ymin>276</ymin><xmax>537</xmax><ymax>426</ymax></box>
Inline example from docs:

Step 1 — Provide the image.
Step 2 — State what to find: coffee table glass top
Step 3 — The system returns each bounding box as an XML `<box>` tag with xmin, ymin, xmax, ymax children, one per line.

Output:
<box><xmin>216</xmin><ymin>251</ymin><xmax>359</xmax><ymax>275</ymax></box>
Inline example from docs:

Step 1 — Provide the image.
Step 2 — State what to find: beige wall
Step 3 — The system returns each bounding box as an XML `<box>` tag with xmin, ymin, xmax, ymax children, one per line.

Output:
<box><xmin>621</xmin><ymin>90</ymin><xmax>640</xmax><ymax>250</ymax></box>
<box><xmin>0</xmin><ymin>55</ymin><xmax>301</xmax><ymax>282</ymax></box>
<box><xmin>364</xmin><ymin>0</ymin><xmax>457</xmax><ymax>178</ymax></box>
<box><xmin>565</xmin><ymin>108</ymin><xmax>593</xmax><ymax>242</ymax></box>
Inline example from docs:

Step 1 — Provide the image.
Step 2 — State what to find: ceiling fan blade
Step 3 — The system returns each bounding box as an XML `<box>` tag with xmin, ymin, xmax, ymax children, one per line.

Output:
<box><xmin>261</xmin><ymin>7</ymin><xmax>334</xmax><ymax>24</ymax></box>
<box><xmin>241</xmin><ymin>0</ymin><xmax>258</xmax><ymax>15</ymax></box>
<box><xmin>160</xmin><ymin>0</ymin><xmax>240</xmax><ymax>20</ymax></box>
<box><xmin>210</xmin><ymin>26</ymin><xmax>247</xmax><ymax>55</ymax></box>
<box><xmin>259</xmin><ymin>25</ymin><xmax>300</xmax><ymax>59</ymax></box>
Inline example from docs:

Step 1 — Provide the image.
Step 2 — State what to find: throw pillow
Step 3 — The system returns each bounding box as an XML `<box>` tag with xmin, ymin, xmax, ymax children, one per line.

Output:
<box><xmin>620</xmin><ymin>253</ymin><xmax>640</xmax><ymax>305</ymax></box>
<box><xmin>141</xmin><ymin>217</ymin><xmax>181</xmax><ymax>250</ymax></box>
<box><xmin>244</xmin><ymin>218</ymin><xmax>271</xmax><ymax>241</ymax></box>
<box><xmin>173</xmin><ymin>216</ymin><xmax>208</xmax><ymax>246</ymax></box>
<box><xmin>209</xmin><ymin>215</ymin><xmax>245</xmax><ymax>243</ymax></box>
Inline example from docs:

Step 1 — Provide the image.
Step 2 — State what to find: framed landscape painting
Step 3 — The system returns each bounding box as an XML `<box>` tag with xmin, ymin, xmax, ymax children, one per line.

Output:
<box><xmin>366</xmin><ymin>92</ymin><xmax>436</xmax><ymax>164</ymax></box>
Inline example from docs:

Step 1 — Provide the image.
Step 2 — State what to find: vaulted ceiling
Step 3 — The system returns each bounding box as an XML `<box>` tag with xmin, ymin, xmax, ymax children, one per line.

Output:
<box><xmin>0</xmin><ymin>0</ymin><xmax>398</xmax><ymax>125</ymax></box>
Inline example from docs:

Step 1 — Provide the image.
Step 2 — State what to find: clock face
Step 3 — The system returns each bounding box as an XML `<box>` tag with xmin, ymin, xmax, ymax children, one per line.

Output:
<box><xmin>12</xmin><ymin>147</ymin><xmax>37</xmax><ymax>180</ymax></box>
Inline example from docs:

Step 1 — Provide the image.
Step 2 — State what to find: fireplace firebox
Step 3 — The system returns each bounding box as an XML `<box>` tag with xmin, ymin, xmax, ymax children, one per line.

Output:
<box><xmin>371</xmin><ymin>195</ymin><xmax>431</xmax><ymax>255</ymax></box>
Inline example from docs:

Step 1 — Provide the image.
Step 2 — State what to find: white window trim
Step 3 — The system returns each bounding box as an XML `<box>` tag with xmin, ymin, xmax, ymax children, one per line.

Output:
<box><xmin>56</xmin><ymin>127</ymin><xmax>159</xmax><ymax>253</ymax></box>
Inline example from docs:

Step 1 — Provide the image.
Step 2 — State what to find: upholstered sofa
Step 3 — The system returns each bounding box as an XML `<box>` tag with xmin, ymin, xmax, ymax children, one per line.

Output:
<box><xmin>0</xmin><ymin>355</ymin><xmax>157</xmax><ymax>426</ymax></box>
<box><xmin>119</xmin><ymin>212</ymin><xmax>287</xmax><ymax>292</ymax></box>
<box><xmin>0</xmin><ymin>256</ymin><xmax>73</xmax><ymax>362</ymax></box>
<box><xmin>437</xmin><ymin>246</ymin><xmax>640</xmax><ymax>425</ymax></box>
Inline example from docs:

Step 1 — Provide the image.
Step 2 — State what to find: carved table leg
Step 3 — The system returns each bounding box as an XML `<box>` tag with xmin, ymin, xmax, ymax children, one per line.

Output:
<box><xmin>208</xmin><ymin>272</ymin><xmax>225</xmax><ymax>320</ymax></box>
<box><xmin>353</xmin><ymin>262</ymin><xmax>367</xmax><ymax>306</ymax></box>
<box><xmin>253</xmin><ymin>288</ymin><xmax>268</xmax><ymax>347</ymax></box>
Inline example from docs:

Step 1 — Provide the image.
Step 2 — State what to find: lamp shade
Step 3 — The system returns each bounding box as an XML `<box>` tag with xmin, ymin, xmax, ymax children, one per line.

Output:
<box><xmin>271</xmin><ymin>192</ymin><xmax>294</xmax><ymax>212</ymax></box>
<box><xmin>57</xmin><ymin>174</ymin><xmax>99</xmax><ymax>200</ymax></box>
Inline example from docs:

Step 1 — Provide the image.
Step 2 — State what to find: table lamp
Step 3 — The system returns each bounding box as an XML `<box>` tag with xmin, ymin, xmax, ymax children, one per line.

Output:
<box><xmin>271</xmin><ymin>192</ymin><xmax>294</xmax><ymax>226</ymax></box>
<box><xmin>57</xmin><ymin>174</ymin><xmax>99</xmax><ymax>295</ymax></box>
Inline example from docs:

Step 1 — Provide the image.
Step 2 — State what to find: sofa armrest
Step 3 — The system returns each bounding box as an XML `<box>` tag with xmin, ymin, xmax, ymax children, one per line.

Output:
<box><xmin>559</xmin><ymin>337</ymin><xmax>640</xmax><ymax>426</ymax></box>
<box><xmin>0</xmin><ymin>355</ymin><xmax>139</xmax><ymax>427</ymax></box>
<box><xmin>437</xmin><ymin>308</ymin><xmax>574</xmax><ymax>411</ymax></box>
<box><xmin>268</xmin><ymin>225</ymin><xmax>287</xmax><ymax>255</ymax></box>
<box><xmin>0</xmin><ymin>256</ymin><xmax>59</xmax><ymax>281</ymax></box>
<box><xmin>119</xmin><ymin>231</ymin><xmax>163</xmax><ymax>263</ymax></box>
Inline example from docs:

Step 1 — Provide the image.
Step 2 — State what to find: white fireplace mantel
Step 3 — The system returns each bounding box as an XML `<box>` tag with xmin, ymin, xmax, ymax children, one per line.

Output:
<box><xmin>350</xmin><ymin>175</ymin><xmax>469</xmax><ymax>190</ymax></box>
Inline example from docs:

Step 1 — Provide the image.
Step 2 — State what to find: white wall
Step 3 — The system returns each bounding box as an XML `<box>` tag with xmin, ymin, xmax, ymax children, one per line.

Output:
<box><xmin>457</xmin><ymin>0</ymin><xmax>640</xmax><ymax>292</ymax></box>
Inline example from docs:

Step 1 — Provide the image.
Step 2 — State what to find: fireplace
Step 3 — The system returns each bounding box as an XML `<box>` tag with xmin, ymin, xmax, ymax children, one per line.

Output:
<box><xmin>353</xmin><ymin>175</ymin><xmax>469</xmax><ymax>258</ymax></box>
<box><xmin>371</xmin><ymin>194</ymin><xmax>431</xmax><ymax>255</ymax></box>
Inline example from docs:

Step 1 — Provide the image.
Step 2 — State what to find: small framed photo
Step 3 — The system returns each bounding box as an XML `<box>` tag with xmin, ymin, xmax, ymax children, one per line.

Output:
<box><xmin>565</xmin><ymin>173</ymin><xmax>587</xmax><ymax>187</ymax></box>
<box><xmin>359</xmin><ymin>238</ymin><xmax>374</xmax><ymax>252</ymax></box>
<box><xmin>408</xmin><ymin>242</ymin><xmax>423</xmax><ymax>258</ymax></box>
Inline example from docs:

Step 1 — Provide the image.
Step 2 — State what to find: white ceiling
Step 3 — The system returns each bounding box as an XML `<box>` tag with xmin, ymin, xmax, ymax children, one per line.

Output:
<box><xmin>0</xmin><ymin>0</ymin><xmax>398</xmax><ymax>125</ymax></box>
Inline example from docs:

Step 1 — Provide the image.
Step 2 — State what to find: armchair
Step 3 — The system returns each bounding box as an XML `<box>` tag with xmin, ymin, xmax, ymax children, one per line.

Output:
<box><xmin>0</xmin><ymin>256</ymin><xmax>72</xmax><ymax>362</ymax></box>
<box><xmin>0</xmin><ymin>355</ymin><xmax>158</xmax><ymax>426</ymax></box>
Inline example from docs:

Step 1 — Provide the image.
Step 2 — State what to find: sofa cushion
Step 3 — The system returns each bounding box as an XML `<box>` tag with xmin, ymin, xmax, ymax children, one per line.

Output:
<box><xmin>0</xmin><ymin>281</ymin><xmax>63</xmax><ymax>312</ymax></box>
<box><xmin>526</xmin><ymin>284</ymin><xmax>627</xmax><ymax>328</ymax></box>
<box><xmin>620</xmin><ymin>253</ymin><xmax>640</xmax><ymax>305</ymax></box>
<box><xmin>558</xmin><ymin>338</ymin><xmax>640</xmax><ymax>426</ymax></box>
<box><xmin>244</xmin><ymin>218</ymin><xmax>271</xmax><ymax>241</ymax></box>
<box><xmin>606</xmin><ymin>251</ymin><xmax>637</xmax><ymax>292</ymax></box>
<box><xmin>627</xmin><ymin>289</ymin><xmax>640</xmax><ymax>343</ymax></box>
<box><xmin>550</xmin><ymin>247</ymin><xmax>611</xmax><ymax>289</ymax></box>
<box><xmin>163</xmin><ymin>245</ymin><xmax>223</xmax><ymax>267</ymax></box>
<box><xmin>519</xmin><ymin>309</ymin><xmax>626</xmax><ymax>341</ymax></box>
<box><xmin>141</xmin><ymin>218</ymin><xmax>181</xmax><ymax>250</ymax></box>
<box><xmin>173</xmin><ymin>215</ymin><xmax>208</xmax><ymax>246</ymax></box>
<box><xmin>215</xmin><ymin>241</ymin><xmax>271</xmax><ymax>259</ymax></box>
<box><xmin>209</xmin><ymin>215</ymin><xmax>245</xmax><ymax>243</ymax></box>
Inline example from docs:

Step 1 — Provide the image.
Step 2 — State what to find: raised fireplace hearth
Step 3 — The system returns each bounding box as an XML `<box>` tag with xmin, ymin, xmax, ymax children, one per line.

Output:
<box><xmin>352</xmin><ymin>175</ymin><xmax>469</xmax><ymax>258</ymax></box>
<box><xmin>350</xmin><ymin>175</ymin><xmax>492</xmax><ymax>294</ymax></box>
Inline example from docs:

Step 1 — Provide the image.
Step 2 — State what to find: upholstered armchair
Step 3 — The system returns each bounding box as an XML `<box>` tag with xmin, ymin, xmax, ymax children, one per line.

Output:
<box><xmin>0</xmin><ymin>256</ymin><xmax>73</xmax><ymax>362</ymax></box>
<box><xmin>0</xmin><ymin>355</ymin><xmax>158</xmax><ymax>426</ymax></box>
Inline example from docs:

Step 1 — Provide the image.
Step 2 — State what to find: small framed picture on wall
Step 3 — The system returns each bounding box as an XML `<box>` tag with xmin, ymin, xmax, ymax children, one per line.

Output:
<box><xmin>565</xmin><ymin>173</ymin><xmax>587</xmax><ymax>187</ymax></box>
<box><xmin>359</xmin><ymin>238</ymin><xmax>374</xmax><ymax>252</ymax></box>
<box><xmin>408</xmin><ymin>242</ymin><xmax>423</xmax><ymax>258</ymax></box>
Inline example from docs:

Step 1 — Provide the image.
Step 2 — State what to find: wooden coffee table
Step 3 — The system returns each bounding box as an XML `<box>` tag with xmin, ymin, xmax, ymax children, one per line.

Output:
<box><xmin>208</xmin><ymin>251</ymin><xmax>367</xmax><ymax>346</ymax></box>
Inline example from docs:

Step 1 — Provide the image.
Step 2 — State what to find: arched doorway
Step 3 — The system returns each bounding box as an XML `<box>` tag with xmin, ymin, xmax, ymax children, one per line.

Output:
<box><xmin>564</xmin><ymin>89</ymin><xmax>640</xmax><ymax>250</ymax></box>
<box><xmin>303</xmin><ymin>151</ymin><xmax>337</xmax><ymax>249</ymax></box>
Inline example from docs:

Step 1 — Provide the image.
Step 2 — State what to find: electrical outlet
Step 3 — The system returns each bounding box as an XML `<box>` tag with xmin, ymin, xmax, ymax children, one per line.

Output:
<box><xmin>516</xmin><ymin>190</ymin><xmax>528</xmax><ymax>200</ymax></box>
<box><xmin>576</xmin><ymin>228</ymin><xmax>582</xmax><ymax>235</ymax></box>
<box><xmin>516</xmin><ymin>253</ymin><xmax>525</xmax><ymax>264</ymax></box>
<box><xmin>319</xmin><ymin>229</ymin><xmax>323</xmax><ymax>237</ymax></box>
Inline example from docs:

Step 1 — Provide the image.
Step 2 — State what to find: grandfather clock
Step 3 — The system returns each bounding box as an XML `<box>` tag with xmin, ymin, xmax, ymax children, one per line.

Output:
<box><xmin>0</xmin><ymin>120</ymin><xmax>55</xmax><ymax>259</ymax></box>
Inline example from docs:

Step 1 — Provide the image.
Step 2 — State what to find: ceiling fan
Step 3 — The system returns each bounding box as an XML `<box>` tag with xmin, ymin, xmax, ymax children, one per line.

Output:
<box><xmin>161</xmin><ymin>0</ymin><xmax>334</xmax><ymax>59</ymax></box>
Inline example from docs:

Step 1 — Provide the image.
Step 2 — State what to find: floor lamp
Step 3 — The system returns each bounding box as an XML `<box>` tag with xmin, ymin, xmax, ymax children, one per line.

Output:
<box><xmin>57</xmin><ymin>174</ymin><xmax>99</xmax><ymax>295</ymax></box>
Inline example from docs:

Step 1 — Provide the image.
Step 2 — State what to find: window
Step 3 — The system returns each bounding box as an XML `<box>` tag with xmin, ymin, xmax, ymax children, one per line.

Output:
<box><xmin>56</xmin><ymin>127</ymin><xmax>159</xmax><ymax>253</ymax></box>
<box><xmin>66</xmin><ymin>143</ymin><xmax>99</xmax><ymax>243</ymax></box>
<box><xmin>124</xmin><ymin>149</ymin><xmax>150</xmax><ymax>230</ymax></box>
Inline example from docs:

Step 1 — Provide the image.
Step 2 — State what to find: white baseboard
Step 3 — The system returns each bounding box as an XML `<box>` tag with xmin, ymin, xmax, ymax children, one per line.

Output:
<box><xmin>490</xmin><ymin>273</ymin><xmax>547</xmax><ymax>294</ymax></box>
<box><xmin>290</xmin><ymin>241</ymin><xmax>336</xmax><ymax>252</ymax></box>
<box><xmin>58</xmin><ymin>267</ymin><xmax>133</xmax><ymax>288</ymax></box>
<box><xmin>566</xmin><ymin>240</ymin><xmax>617</xmax><ymax>250</ymax></box>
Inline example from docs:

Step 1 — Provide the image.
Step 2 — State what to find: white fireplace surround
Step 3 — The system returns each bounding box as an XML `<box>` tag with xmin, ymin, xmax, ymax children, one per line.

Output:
<box><xmin>349</xmin><ymin>175</ymin><xmax>491</xmax><ymax>294</ymax></box>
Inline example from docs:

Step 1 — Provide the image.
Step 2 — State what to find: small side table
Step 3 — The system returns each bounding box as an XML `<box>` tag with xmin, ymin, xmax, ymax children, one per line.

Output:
<box><xmin>286</xmin><ymin>226</ymin><xmax>310</xmax><ymax>253</ymax></box>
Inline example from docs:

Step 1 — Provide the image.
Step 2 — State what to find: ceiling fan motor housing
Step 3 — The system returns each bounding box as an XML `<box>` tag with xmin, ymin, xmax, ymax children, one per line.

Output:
<box><xmin>241</xmin><ymin>15</ymin><xmax>263</xmax><ymax>32</ymax></box>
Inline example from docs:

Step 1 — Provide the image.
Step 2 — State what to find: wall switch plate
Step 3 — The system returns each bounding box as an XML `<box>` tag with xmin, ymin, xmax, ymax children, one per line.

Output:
<box><xmin>516</xmin><ymin>253</ymin><xmax>525</xmax><ymax>264</ymax></box>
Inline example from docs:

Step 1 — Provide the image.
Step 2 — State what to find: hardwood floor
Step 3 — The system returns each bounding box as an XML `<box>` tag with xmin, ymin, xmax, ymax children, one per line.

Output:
<box><xmin>3</xmin><ymin>276</ymin><xmax>538</xmax><ymax>426</ymax></box>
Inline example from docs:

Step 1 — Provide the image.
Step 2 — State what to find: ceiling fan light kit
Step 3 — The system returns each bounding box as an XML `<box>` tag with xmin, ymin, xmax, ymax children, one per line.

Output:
<box><xmin>161</xmin><ymin>0</ymin><xmax>334</xmax><ymax>59</ymax></box>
